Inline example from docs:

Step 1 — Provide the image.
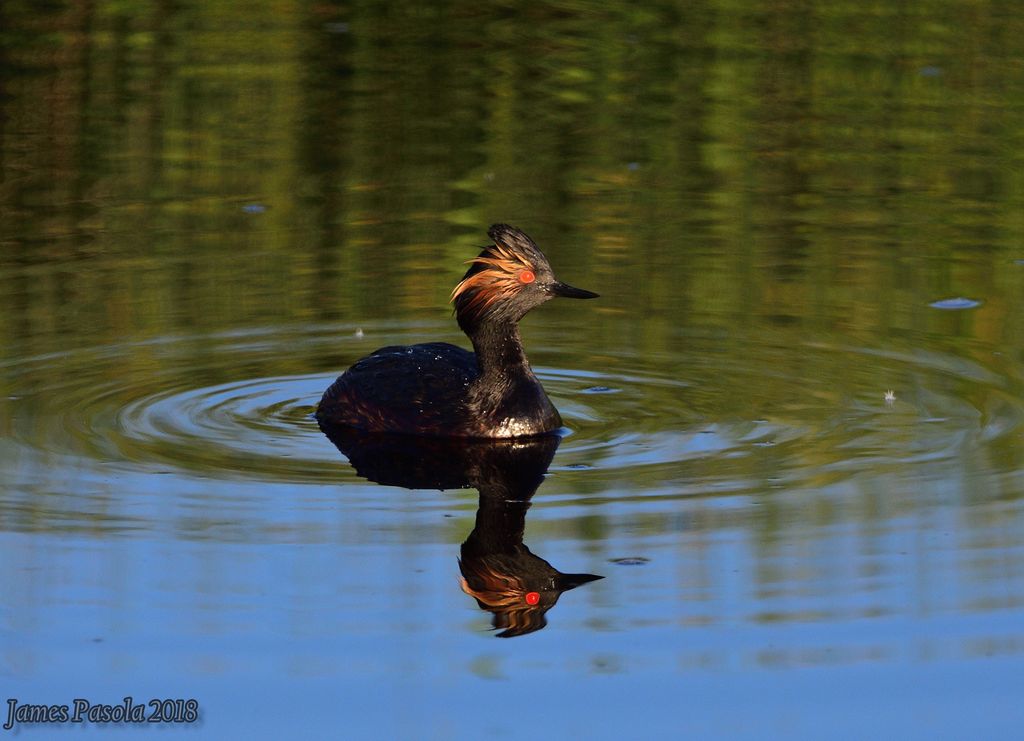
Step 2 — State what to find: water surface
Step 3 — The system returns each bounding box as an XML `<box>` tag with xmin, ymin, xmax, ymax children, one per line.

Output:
<box><xmin>3</xmin><ymin>1</ymin><xmax>1024</xmax><ymax>738</ymax></box>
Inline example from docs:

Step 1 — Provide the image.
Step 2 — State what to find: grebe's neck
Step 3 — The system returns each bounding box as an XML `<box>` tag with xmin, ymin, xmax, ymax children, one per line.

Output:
<box><xmin>466</xmin><ymin>320</ymin><xmax>533</xmax><ymax>381</ymax></box>
<box><xmin>461</xmin><ymin>314</ymin><xmax>561</xmax><ymax>435</ymax></box>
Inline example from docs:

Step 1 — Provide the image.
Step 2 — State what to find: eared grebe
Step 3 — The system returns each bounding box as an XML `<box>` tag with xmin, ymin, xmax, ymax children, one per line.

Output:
<box><xmin>316</xmin><ymin>224</ymin><xmax>598</xmax><ymax>438</ymax></box>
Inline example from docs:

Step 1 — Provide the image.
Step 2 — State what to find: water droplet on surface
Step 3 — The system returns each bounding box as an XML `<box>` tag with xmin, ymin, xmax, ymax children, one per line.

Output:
<box><xmin>610</xmin><ymin>557</ymin><xmax>650</xmax><ymax>566</ymax></box>
<box><xmin>929</xmin><ymin>297</ymin><xmax>981</xmax><ymax>310</ymax></box>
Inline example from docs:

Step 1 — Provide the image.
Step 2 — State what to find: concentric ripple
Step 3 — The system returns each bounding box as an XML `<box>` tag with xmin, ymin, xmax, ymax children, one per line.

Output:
<box><xmin>2</xmin><ymin>323</ymin><xmax>1023</xmax><ymax>493</ymax></box>
<box><xmin>2</xmin><ymin>326</ymin><xmax>346</xmax><ymax>484</ymax></box>
<box><xmin>547</xmin><ymin>335</ymin><xmax>1024</xmax><ymax>495</ymax></box>
<box><xmin>112</xmin><ymin>374</ymin><xmax>327</xmax><ymax>476</ymax></box>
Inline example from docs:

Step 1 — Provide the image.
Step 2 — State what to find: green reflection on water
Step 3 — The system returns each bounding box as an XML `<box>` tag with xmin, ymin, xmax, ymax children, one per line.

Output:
<box><xmin>3</xmin><ymin>0</ymin><xmax>1024</xmax><ymax>355</ymax></box>
<box><xmin>2</xmin><ymin>0</ymin><xmax>1024</xmax><ymax>514</ymax></box>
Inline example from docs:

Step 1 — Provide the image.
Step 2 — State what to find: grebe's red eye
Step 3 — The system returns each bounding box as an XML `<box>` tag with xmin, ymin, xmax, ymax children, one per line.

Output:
<box><xmin>525</xmin><ymin>591</ymin><xmax>540</xmax><ymax>605</ymax></box>
<box><xmin>519</xmin><ymin>270</ymin><xmax>536</xmax><ymax>284</ymax></box>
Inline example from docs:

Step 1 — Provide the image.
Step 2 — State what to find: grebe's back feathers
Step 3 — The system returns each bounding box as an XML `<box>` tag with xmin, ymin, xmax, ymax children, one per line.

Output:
<box><xmin>316</xmin><ymin>342</ymin><xmax>479</xmax><ymax>435</ymax></box>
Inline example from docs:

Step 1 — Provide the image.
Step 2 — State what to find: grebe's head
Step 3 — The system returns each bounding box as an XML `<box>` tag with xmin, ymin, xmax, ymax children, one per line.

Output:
<box><xmin>451</xmin><ymin>224</ymin><xmax>598</xmax><ymax>332</ymax></box>
<box><xmin>458</xmin><ymin>556</ymin><xmax>603</xmax><ymax>638</ymax></box>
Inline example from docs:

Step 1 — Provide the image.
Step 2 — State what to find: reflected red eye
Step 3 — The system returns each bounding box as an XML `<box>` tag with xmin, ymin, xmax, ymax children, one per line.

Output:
<box><xmin>518</xmin><ymin>270</ymin><xmax>536</xmax><ymax>284</ymax></box>
<box><xmin>525</xmin><ymin>591</ymin><xmax>540</xmax><ymax>605</ymax></box>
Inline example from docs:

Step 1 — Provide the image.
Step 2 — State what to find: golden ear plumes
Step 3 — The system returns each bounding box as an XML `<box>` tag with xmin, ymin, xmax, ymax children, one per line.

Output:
<box><xmin>450</xmin><ymin>241</ymin><xmax>536</xmax><ymax>319</ymax></box>
<box><xmin>458</xmin><ymin>573</ymin><xmax>526</xmax><ymax>610</ymax></box>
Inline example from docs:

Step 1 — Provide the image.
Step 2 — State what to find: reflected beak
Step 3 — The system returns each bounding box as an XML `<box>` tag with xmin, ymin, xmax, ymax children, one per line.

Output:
<box><xmin>557</xmin><ymin>573</ymin><xmax>605</xmax><ymax>591</ymax></box>
<box><xmin>550</xmin><ymin>281</ymin><xmax>599</xmax><ymax>299</ymax></box>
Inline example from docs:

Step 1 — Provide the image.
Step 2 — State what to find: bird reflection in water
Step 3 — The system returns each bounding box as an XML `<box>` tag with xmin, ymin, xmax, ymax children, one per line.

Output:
<box><xmin>320</xmin><ymin>425</ymin><xmax>603</xmax><ymax>637</ymax></box>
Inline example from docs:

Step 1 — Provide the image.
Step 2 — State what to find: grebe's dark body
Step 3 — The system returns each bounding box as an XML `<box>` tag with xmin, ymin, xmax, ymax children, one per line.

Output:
<box><xmin>316</xmin><ymin>224</ymin><xmax>597</xmax><ymax>438</ymax></box>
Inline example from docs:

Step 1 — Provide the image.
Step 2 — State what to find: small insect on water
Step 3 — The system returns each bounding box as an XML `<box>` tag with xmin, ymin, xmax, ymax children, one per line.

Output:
<box><xmin>884</xmin><ymin>389</ymin><xmax>896</xmax><ymax>404</ymax></box>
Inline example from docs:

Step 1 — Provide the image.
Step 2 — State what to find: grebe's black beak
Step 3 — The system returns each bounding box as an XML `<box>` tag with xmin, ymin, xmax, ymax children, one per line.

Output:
<box><xmin>550</xmin><ymin>281</ymin><xmax>599</xmax><ymax>299</ymax></box>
